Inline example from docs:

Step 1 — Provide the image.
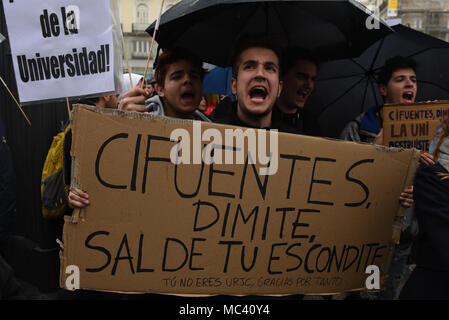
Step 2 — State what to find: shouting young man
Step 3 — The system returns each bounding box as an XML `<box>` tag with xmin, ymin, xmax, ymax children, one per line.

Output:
<box><xmin>212</xmin><ymin>36</ymin><xmax>296</xmax><ymax>135</ymax></box>
<box><xmin>275</xmin><ymin>47</ymin><xmax>321</xmax><ymax>136</ymax></box>
<box><xmin>340</xmin><ymin>56</ymin><xmax>420</xmax><ymax>300</ymax></box>
<box><xmin>68</xmin><ymin>47</ymin><xmax>209</xmax><ymax>208</ymax></box>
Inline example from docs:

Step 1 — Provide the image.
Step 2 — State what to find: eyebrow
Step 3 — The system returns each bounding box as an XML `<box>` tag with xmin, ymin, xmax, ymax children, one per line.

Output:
<box><xmin>394</xmin><ymin>75</ymin><xmax>416</xmax><ymax>79</ymax></box>
<box><xmin>169</xmin><ymin>69</ymin><xmax>184</xmax><ymax>77</ymax></box>
<box><xmin>170</xmin><ymin>68</ymin><xmax>201</xmax><ymax>76</ymax></box>
<box><xmin>242</xmin><ymin>60</ymin><xmax>279</xmax><ymax>68</ymax></box>
<box><xmin>298</xmin><ymin>72</ymin><xmax>316</xmax><ymax>78</ymax></box>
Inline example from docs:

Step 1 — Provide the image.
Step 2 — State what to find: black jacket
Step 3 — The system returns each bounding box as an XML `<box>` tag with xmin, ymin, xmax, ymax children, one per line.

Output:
<box><xmin>211</xmin><ymin>97</ymin><xmax>302</xmax><ymax>134</ymax></box>
<box><xmin>0</xmin><ymin>120</ymin><xmax>15</xmax><ymax>252</ymax></box>
<box><xmin>272</xmin><ymin>105</ymin><xmax>322</xmax><ymax>137</ymax></box>
<box><xmin>413</xmin><ymin>163</ymin><xmax>449</xmax><ymax>271</ymax></box>
<box><xmin>399</xmin><ymin>163</ymin><xmax>449</xmax><ymax>299</ymax></box>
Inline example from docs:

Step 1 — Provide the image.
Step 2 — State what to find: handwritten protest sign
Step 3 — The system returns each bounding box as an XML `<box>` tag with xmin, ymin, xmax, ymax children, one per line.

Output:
<box><xmin>3</xmin><ymin>0</ymin><xmax>117</xmax><ymax>104</ymax></box>
<box><xmin>382</xmin><ymin>101</ymin><xmax>449</xmax><ymax>152</ymax></box>
<box><xmin>61</xmin><ymin>105</ymin><xmax>419</xmax><ymax>295</ymax></box>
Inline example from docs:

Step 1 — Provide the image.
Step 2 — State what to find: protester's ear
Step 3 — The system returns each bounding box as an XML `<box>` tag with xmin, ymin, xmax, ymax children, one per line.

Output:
<box><xmin>155</xmin><ymin>83</ymin><xmax>165</xmax><ymax>97</ymax></box>
<box><xmin>277</xmin><ymin>80</ymin><xmax>283</xmax><ymax>98</ymax></box>
<box><xmin>231</xmin><ymin>77</ymin><xmax>237</xmax><ymax>95</ymax></box>
<box><xmin>379</xmin><ymin>83</ymin><xmax>387</xmax><ymax>98</ymax></box>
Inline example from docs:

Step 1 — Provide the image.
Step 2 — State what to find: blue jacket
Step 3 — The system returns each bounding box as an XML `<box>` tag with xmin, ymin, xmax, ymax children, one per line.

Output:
<box><xmin>340</xmin><ymin>105</ymin><xmax>383</xmax><ymax>143</ymax></box>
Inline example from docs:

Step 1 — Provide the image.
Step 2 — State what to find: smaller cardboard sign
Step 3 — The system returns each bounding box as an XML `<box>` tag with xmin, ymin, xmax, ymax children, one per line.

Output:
<box><xmin>3</xmin><ymin>0</ymin><xmax>116</xmax><ymax>104</ymax></box>
<box><xmin>382</xmin><ymin>101</ymin><xmax>449</xmax><ymax>152</ymax></box>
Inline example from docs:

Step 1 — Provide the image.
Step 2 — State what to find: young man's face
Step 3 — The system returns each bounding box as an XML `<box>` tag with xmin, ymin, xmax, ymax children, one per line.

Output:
<box><xmin>155</xmin><ymin>59</ymin><xmax>203</xmax><ymax>118</ymax></box>
<box><xmin>379</xmin><ymin>68</ymin><xmax>417</xmax><ymax>104</ymax></box>
<box><xmin>279</xmin><ymin>59</ymin><xmax>317</xmax><ymax>111</ymax></box>
<box><xmin>146</xmin><ymin>83</ymin><xmax>155</xmax><ymax>96</ymax></box>
<box><xmin>231</xmin><ymin>47</ymin><xmax>282</xmax><ymax>118</ymax></box>
<box><xmin>198</xmin><ymin>96</ymin><xmax>208</xmax><ymax>112</ymax></box>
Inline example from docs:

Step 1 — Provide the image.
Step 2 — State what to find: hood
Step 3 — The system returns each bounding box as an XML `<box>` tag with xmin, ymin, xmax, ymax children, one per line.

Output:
<box><xmin>145</xmin><ymin>95</ymin><xmax>210</xmax><ymax>122</ymax></box>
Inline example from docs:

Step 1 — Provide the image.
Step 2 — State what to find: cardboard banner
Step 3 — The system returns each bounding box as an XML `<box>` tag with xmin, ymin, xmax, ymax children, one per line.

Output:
<box><xmin>3</xmin><ymin>0</ymin><xmax>117</xmax><ymax>104</ymax></box>
<box><xmin>382</xmin><ymin>101</ymin><xmax>449</xmax><ymax>152</ymax></box>
<box><xmin>61</xmin><ymin>105</ymin><xmax>419</xmax><ymax>295</ymax></box>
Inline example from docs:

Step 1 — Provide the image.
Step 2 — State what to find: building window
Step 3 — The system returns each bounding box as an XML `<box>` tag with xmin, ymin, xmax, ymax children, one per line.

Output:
<box><xmin>137</xmin><ymin>4</ymin><xmax>149</xmax><ymax>24</ymax></box>
<box><xmin>413</xmin><ymin>17</ymin><xmax>422</xmax><ymax>29</ymax></box>
<box><xmin>428</xmin><ymin>12</ymin><xmax>439</xmax><ymax>26</ymax></box>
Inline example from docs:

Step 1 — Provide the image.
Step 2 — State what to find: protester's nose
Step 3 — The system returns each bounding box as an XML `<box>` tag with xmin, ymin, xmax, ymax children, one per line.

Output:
<box><xmin>257</xmin><ymin>63</ymin><xmax>267</xmax><ymax>75</ymax></box>
<box><xmin>305</xmin><ymin>78</ymin><xmax>313</xmax><ymax>89</ymax></box>
<box><xmin>405</xmin><ymin>77</ymin><xmax>415</xmax><ymax>87</ymax></box>
<box><xmin>254</xmin><ymin>64</ymin><xmax>267</xmax><ymax>80</ymax></box>
<box><xmin>183</xmin><ymin>73</ymin><xmax>193</xmax><ymax>84</ymax></box>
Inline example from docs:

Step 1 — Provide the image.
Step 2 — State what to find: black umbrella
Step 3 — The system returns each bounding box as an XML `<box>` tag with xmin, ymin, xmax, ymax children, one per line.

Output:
<box><xmin>147</xmin><ymin>0</ymin><xmax>392</xmax><ymax>66</ymax></box>
<box><xmin>307</xmin><ymin>23</ymin><xmax>449</xmax><ymax>138</ymax></box>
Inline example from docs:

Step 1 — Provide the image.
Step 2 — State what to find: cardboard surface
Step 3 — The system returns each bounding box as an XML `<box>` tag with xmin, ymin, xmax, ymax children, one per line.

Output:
<box><xmin>61</xmin><ymin>105</ymin><xmax>419</xmax><ymax>295</ymax></box>
<box><xmin>382</xmin><ymin>101</ymin><xmax>449</xmax><ymax>152</ymax></box>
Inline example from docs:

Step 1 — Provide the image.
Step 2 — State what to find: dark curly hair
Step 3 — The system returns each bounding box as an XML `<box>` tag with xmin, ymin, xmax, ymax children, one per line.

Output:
<box><xmin>378</xmin><ymin>56</ymin><xmax>418</xmax><ymax>85</ymax></box>
<box><xmin>230</xmin><ymin>34</ymin><xmax>283</xmax><ymax>78</ymax></box>
<box><xmin>154</xmin><ymin>47</ymin><xmax>206</xmax><ymax>87</ymax></box>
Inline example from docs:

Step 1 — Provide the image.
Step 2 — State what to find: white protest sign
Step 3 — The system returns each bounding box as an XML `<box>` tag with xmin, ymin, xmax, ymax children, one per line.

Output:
<box><xmin>3</xmin><ymin>0</ymin><xmax>115</xmax><ymax>104</ymax></box>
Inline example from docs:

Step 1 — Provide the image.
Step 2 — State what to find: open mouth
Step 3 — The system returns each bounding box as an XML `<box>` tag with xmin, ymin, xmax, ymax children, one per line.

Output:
<box><xmin>402</xmin><ymin>92</ymin><xmax>414</xmax><ymax>102</ymax></box>
<box><xmin>297</xmin><ymin>90</ymin><xmax>310</xmax><ymax>100</ymax></box>
<box><xmin>249</xmin><ymin>86</ymin><xmax>268</xmax><ymax>103</ymax></box>
<box><xmin>181</xmin><ymin>91</ymin><xmax>195</xmax><ymax>102</ymax></box>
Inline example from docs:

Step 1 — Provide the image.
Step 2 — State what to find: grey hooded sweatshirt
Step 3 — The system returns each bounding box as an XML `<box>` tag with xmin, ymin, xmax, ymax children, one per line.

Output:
<box><xmin>145</xmin><ymin>95</ymin><xmax>210</xmax><ymax>122</ymax></box>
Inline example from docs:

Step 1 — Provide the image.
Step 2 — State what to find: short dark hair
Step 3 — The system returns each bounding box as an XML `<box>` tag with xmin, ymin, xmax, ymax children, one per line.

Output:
<box><xmin>231</xmin><ymin>35</ymin><xmax>283</xmax><ymax>78</ymax></box>
<box><xmin>378</xmin><ymin>56</ymin><xmax>418</xmax><ymax>85</ymax></box>
<box><xmin>281</xmin><ymin>47</ymin><xmax>319</xmax><ymax>77</ymax></box>
<box><xmin>154</xmin><ymin>47</ymin><xmax>206</xmax><ymax>87</ymax></box>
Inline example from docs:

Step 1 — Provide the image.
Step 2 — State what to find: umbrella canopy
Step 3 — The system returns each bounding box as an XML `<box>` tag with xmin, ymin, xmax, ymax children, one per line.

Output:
<box><xmin>307</xmin><ymin>23</ymin><xmax>449</xmax><ymax>138</ymax></box>
<box><xmin>147</xmin><ymin>0</ymin><xmax>392</xmax><ymax>66</ymax></box>
<box><xmin>203</xmin><ymin>66</ymin><xmax>233</xmax><ymax>95</ymax></box>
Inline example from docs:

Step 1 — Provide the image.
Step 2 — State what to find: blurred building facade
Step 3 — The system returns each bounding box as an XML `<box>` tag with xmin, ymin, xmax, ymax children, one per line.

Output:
<box><xmin>119</xmin><ymin>0</ymin><xmax>181</xmax><ymax>76</ymax></box>
<box><xmin>358</xmin><ymin>0</ymin><xmax>449</xmax><ymax>42</ymax></box>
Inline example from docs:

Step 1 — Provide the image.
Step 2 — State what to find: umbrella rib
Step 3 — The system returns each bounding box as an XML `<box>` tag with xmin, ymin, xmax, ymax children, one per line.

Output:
<box><xmin>272</xmin><ymin>5</ymin><xmax>290</xmax><ymax>46</ymax></box>
<box><xmin>317</xmin><ymin>59</ymin><xmax>368</xmax><ymax>82</ymax></box>
<box><xmin>264</xmin><ymin>2</ymin><xmax>269</xmax><ymax>34</ymax></box>
<box><xmin>347</xmin><ymin>58</ymin><xmax>369</xmax><ymax>74</ymax></box>
<box><xmin>317</xmin><ymin>72</ymin><xmax>366</xmax><ymax>82</ymax></box>
<box><xmin>408</xmin><ymin>47</ymin><xmax>449</xmax><ymax>59</ymax></box>
<box><xmin>359</xmin><ymin>78</ymin><xmax>370</xmax><ymax>114</ymax></box>
<box><xmin>369</xmin><ymin>79</ymin><xmax>381</xmax><ymax>110</ymax></box>
<box><xmin>369</xmin><ymin>37</ymin><xmax>385</xmax><ymax>71</ymax></box>
<box><xmin>231</xmin><ymin>4</ymin><xmax>263</xmax><ymax>41</ymax></box>
<box><xmin>418</xmin><ymin>80</ymin><xmax>449</xmax><ymax>95</ymax></box>
<box><xmin>317</xmin><ymin>77</ymin><xmax>365</xmax><ymax>116</ymax></box>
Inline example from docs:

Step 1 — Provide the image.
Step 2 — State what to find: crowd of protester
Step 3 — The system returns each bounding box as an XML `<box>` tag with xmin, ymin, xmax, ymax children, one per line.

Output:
<box><xmin>1</xmin><ymin>34</ymin><xmax>448</xmax><ymax>300</ymax></box>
